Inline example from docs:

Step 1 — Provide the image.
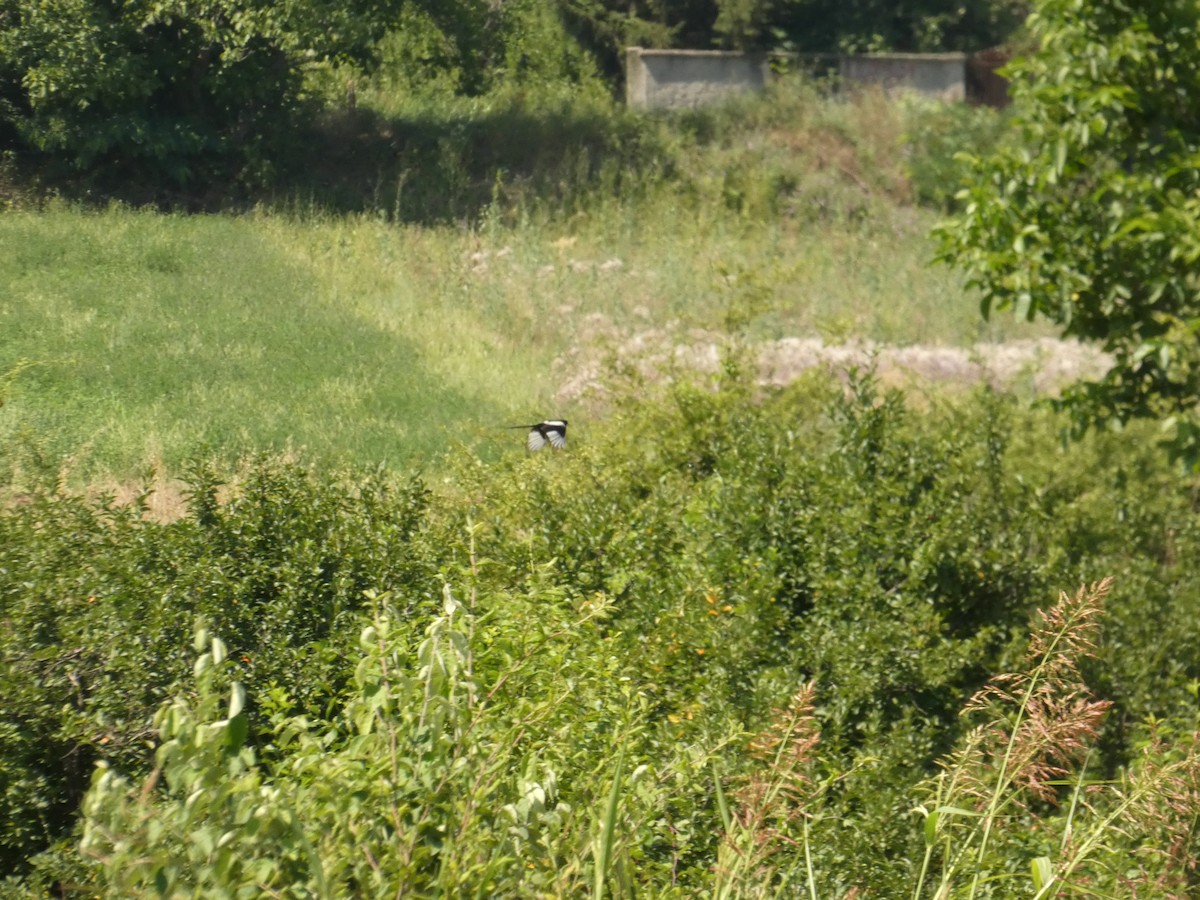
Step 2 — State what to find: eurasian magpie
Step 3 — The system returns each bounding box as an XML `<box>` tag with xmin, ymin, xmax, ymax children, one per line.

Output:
<box><xmin>510</xmin><ymin>420</ymin><xmax>568</xmax><ymax>451</ymax></box>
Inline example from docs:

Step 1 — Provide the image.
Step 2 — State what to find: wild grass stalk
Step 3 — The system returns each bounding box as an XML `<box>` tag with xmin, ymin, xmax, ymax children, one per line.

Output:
<box><xmin>912</xmin><ymin>578</ymin><xmax>1157</xmax><ymax>898</ymax></box>
<box><xmin>965</xmin><ymin>579</ymin><xmax>1113</xmax><ymax>896</ymax></box>
<box><xmin>1044</xmin><ymin>725</ymin><xmax>1200</xmax><ymax>896</ymax></box>
<box><xmin>714</xmin><ymin>683</ymin><xmax>822</xmax><ymax>899</ymax></box>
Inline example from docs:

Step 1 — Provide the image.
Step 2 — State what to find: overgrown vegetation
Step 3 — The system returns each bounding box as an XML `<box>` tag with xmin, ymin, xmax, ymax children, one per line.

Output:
<box><xmin>0</xmin><ymin>78</ymin><xmax>1033</xmax><ymax>481</ymax></box>
<box><xmin>0</xmin><ymin>0</ymin><xmax>1023</xmax><ymax>194</ymax></box>
<box><xmin>4</xmin><ymin>0</ymin><xmax>1200</xmax><ymax>893</ymax></box>
<box><xmin>3</xmin><ymin>368</ymin><xmax>1200</xmax><ymax>895</ymax></box>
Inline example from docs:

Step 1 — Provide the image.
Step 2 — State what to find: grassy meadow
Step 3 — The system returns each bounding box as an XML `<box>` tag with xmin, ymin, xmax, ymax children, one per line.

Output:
<box><xmin>2</xmin><ymin>81</ymin><xmax>1046</xmax><ymax>484</ymax></box>
<box><xmin>4</xmin><ymin>78</ymin><xmax>1199</xmax><ymax>897</ymax></box>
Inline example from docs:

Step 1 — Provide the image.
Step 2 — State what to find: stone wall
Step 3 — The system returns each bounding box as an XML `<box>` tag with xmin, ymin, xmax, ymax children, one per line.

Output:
<box><xmin>837</xmin><ymin>53</ymin><xmax>966</xmax><ymax>101</ymax></box>
<box><xmin>626</xmin><ymin>48</ymin><xmax>975</xmax><ymax>109</ymax></box>
<box><xmin>625</xmin><ymin>48</ymin><xmax>770</xmax><ymax>110</ymax></box>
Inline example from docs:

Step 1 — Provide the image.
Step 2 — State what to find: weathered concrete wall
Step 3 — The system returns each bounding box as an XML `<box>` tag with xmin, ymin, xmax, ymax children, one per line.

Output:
<box><xmin>625</xmin><ymin>48</ymin><xmax>971</xmax><ymax>109</ymax></box>
<box><xmin>838</xmin><ymin>53</ymin><xmax>966</xmax><ymax>101</ymax></box>
<box><xmin>625</xmin><ymin>48</ymin><xmax>769</xmax><ymax>109</ymax></box>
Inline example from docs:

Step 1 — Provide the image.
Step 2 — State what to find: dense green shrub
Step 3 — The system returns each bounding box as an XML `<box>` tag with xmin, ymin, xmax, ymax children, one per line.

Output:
<box><xmin>80</xmin><ymin>587</ymin><xmax>663</xmax><ymax>896</ymax></box>
<box><xmin>0</xmin><ymin>457</ymin><xmax>431</xmax><ymax>877</ymax></box>
<box><xmin>75</xmin><ymin>581</ymin><xmax>1200</xmax><ymax>897</ymax></box>
<box><xmin>0</xmin><ymin>0</ymin><xmax>401</xmax><ymax>184</ymax></box>
<box><xmin>5</xmin><ymin>367</ymin><xmax>1200</xmax><ymax>893</ymax></box>
<box><xmin>442</xmin><ymin>362</ymin><xmax>1200</xmax><ymax>880</ymax></box>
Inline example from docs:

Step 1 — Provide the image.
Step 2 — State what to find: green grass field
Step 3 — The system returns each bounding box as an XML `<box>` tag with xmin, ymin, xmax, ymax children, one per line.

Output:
<box><xmin>2</xmin><ymin>190</ymin><xmax>1046</xmax><ymax>481</ymax></box>
<box><xmin>0</xmin><ymin>78</ymin><xmax>1062</xmax><ymax>482</ymax></box>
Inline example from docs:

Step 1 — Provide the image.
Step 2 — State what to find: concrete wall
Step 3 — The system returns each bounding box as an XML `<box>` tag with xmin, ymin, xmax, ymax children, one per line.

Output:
<box><xmin>837</xmin><ymin>53</ymin><xmax>965</xmax><ymax>102</ymax></box>
<box><xmin>625</xmin><ymin>48</ymin><xmax>769</xmax><ymax>110</ymax></box>
<box><xmin>625</xmin><ymin>48</ymin><xmax>971</xmax><ymax>109</ymax></box>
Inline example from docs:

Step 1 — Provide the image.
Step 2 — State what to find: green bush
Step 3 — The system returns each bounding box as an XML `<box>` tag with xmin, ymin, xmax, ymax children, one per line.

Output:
<box><xmin>902</xmin><ymin>98</ymin><xmax>1013</xmax><ymax>210</ymax></box>
<box><xmin>443</xmin><ymin>362</ymin><xmax>1200</xmax><ymax>880</ymax></box>
<box><xmin>5</xmin><ymin>366</ymin><xmax>1200</xmax><ymax>893</ymax></box>
<box><xmin>0</xmin><ymin>0</ymin><xmax>399</xmax><ymax>185</ymax></box>
<box><xmin>76</xmin><ymin>584</ymin><xmax>1200</xmax><ymax>897</ymax></box>
<box><xmin>0</xmin><ymin>457</ymin><xmax>431</xmax><ymax>877</ymax></box>
<box><xmin>81</xmin><ymin>587</ymin><xmax>674</xmax><ymax>896</ymax></box>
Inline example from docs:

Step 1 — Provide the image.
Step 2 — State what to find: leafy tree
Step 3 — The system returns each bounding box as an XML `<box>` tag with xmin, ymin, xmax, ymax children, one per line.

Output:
<box><xmin>713</xmin><ymin>0</ymin><xmax>776</xmax><ymax>50</ymax></box>
<box><xmin>380</xmin><ymin>0</ymin><xmax>605</xmax><ymax>96</ymax></box>
<box><xmin>771</xmin><ymin>0</ymin><xmax>1028</xmax><ymax>53</ymax></box>
<box><xmin>935</xmin><ymin>0</ymin><xmax>1200</xmax><ymax>464</ymax></box>
<box><xmin>0</xmin><ymin>0</ymin><xmax>402</xmax><ymax>184</ymax></box>
<box><xmin>560</xmin><ymin>0</ymin><xmax>1026</xmax><ymax>56</ymax></box>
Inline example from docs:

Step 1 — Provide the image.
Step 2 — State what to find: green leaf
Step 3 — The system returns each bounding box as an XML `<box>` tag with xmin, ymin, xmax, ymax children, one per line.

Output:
<box><xmin>593</xmin><ymin>744</ymin><xmax>625</xmax><ymax>900</ymax></box>
<box><xmin>226</xmin><ymin>713</ymin><xmax>248</xmax><ymax>751</ymax></box>
<box><xmin>1014</xmin><ymin>292</ymin><xmax>1033</xmax><ymax>321</ymax></box>
<box><xmin>923</xmin><ymin>808</ymin><xmax>939</xmax><ymax>846</ymax></box>
<box><xmin>712</xmin><ymin>760</ymin><xmax>732</xmax><ymax>834</ymax></box>
<box><xmin>934</xmin><ymin>805</ymin><xmax>984</xmax><ymax>818</ymax></box>
<box><xmin>1030</xmin><ymin>855</ymin><xmax>1053</xmax><ymax>890</ymax></box>
<box><xmin>193</xmin><ymin>826</ymin><xmax>215</xmax><ymax>857</ymax></box>
<box><xmin>228</xmin><ymin>681</ymin><xmax>246</xmax><ymax>719</ymax></box>
<box><xmin>154</xmin><ymin>866</ymin><xmax>172</xmax><ymax>895</ymax></box>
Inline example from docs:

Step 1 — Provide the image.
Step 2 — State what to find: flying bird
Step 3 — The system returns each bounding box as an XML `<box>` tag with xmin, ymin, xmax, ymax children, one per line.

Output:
<box><xmin>510</xmin><ymin>419</ymin><xmax>568</xmax><ymax>451</ymax></box>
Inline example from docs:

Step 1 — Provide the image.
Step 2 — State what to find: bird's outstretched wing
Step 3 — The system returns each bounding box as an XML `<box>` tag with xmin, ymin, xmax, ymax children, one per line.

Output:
<box><xmin>508</xmin><ymin>420</ymin><xmax>567</xmax><ymax>451</ymax></box>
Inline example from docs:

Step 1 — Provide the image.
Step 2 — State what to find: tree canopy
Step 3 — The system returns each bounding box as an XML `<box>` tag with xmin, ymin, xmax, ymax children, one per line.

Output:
<box><xmin>0</xmin><ymin>0</ymin><xmax>403</xmax><ymax>183</ymax></box>
<box><xmin>936</xmin><ymin>0</ymin><xmax>1200</xmax><ymax>464</ymax></box>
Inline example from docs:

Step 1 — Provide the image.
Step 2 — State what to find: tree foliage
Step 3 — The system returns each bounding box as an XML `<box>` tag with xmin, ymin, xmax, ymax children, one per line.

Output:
<box><xmin>553</xmin><ymin>0</ymin><xmax>1026</xmax><ymax>78</ymax></box>
<box><xmin>0</xmin><ymin>0</ymin><xmax>402</xmax><ymax>183</ymax></box>
<box><xmin>768</xmin><ymin>0</ymin><xmax>1028</xmax><ymax>53</ymax></box>
<box><xmin>378</xmin><ymin>0</ymin><xmax>606</xmax><ymax>96</ymax></box>
<box><xmin>936</xmin><ymin>0</ymin><xmax>1200</xmax><ymax>464</ymax></box>
<box><xmin>0</xmin><ymin>0</ymin><xmax>1029</xmax><ymax>187</ymax></box>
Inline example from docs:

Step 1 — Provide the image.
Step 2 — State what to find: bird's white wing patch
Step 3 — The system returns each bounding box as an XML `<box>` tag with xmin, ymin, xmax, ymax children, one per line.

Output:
<box><xmin>527</xmin><ymin>430</ymin><xmax>547</xmax><ymax>451</ymax></box>
<box><xmin>546</xmin><ymin>429</ymin><xmax>567</xmax><ymax>449</ymax></box>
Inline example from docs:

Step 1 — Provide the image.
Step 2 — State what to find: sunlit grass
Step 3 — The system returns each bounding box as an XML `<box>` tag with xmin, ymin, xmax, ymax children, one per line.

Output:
<box><xmin>1</xmin><ymin>194</ymin><xmax>1049</xmax><ymax>482</ymax></box>
<box><xmin>2</xmin><ymin>208</ymin><xmax>472</xmax><ymax>476</ymax></box>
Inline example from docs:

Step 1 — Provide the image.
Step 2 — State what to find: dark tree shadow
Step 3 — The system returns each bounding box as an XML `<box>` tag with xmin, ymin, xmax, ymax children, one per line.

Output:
<box><xmin>1</xmin><ymin>99</ymin><xmax>673</xmax><ymax>224</ymax></box>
